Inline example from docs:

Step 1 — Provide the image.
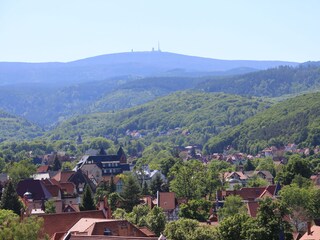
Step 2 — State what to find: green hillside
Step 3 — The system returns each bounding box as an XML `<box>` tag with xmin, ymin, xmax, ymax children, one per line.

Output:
<box><xmin>46</xmin><ymin>91</ymin><xmax>272</xmax><ymax>146</ymax></box>
<box><xmin>87</xmin><ymin>77</ymin><xmax>203</xmax><ymax>113</ymax></box>
<box><xmin>204</xmin><ymin>92</ymin><xmax>320</xmax><ymax>154</ymax></box>
<box><xmin>198</xmin><ymin>65</ymin><xmax>320</xmax><ymax>97</ymax></box>
<box><xmin>0</xmin><ymin>110</ymin><xmax>43</xmax><ymax>142</ymax></box>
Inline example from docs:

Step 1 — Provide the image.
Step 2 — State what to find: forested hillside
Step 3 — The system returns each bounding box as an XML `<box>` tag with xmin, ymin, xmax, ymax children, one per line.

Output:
<box><xmin>198</xmin><ymin>65</ymin><xmax>320</xmax><ymax>97</ymax></box>
<box><xmin>0</xmin><ymin>110</ymin><xmax>43</xmax><ymax>142</ymax></box>
<box><xmin>0</xmin><ymin>76</ymin><xmax>201</xmax><ymax>127</ymax></box>
<box><xmin>46</xmin><ymin>92</ymin><xmax>272</xmax><ymax>146</ymax></box>
<box><xmin>86</xmin><ymin>77</ymin><xmax>203</xmax><ymax>113</ymax></box>
<box><xmin>204</xmin><ymin>92</ymin><xmax>320</xmax><ymax>154</ymax></box>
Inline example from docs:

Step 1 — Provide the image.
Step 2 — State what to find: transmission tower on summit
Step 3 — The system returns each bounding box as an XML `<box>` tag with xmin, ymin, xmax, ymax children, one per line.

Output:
<box><xmin>158</xmin><ymin>41</ymin><xmax>161</xmax><ymax>52</ymax></box>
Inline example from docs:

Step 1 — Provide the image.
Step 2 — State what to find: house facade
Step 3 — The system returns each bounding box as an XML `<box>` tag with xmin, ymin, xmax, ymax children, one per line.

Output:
<box><xmin>76</xmin><ymin>147</ymin><xmax>130</xmax><ymax>179</ymax></box>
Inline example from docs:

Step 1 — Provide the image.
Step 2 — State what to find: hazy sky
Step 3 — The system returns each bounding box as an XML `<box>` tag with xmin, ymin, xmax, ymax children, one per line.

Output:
<box><xmin>1</xmin><ymin>0</ymin><xmax>319</xmax><ymax>62</ymax></box>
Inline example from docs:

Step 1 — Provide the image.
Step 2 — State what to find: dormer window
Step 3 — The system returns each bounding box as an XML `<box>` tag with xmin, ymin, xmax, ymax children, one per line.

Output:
<box><xmin>104</xmin><ymin>228</ymin><xmax>112</xmax><ymax>235</ymax></box>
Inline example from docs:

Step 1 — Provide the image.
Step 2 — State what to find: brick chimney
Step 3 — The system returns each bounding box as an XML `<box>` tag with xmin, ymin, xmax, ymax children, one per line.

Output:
<box><xmin>307</xmin><ymin>222</ymin><xmax>312</xmax><ymax>235</ymax></box>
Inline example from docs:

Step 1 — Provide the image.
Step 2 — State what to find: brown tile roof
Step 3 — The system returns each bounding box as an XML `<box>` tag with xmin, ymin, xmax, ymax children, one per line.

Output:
<box><xmin>45</xmin><ymin>185</ymin><xmax>61</xmax><ymax>198</ymax></box>
<box><xmin>244</xmin><ymin>170</ymin><xmax>274</xmax><ymax>180</ymax></box>
<box><xmin>60</xmin><ymin>182</ymin><xmax>76</xmax><ymax>195</ymax></box>
<box><xmin>224</xmin><ymin>171</ymin><xmax>248</xmax><ymax>180</ymax></box>
<box><xmin>247</xmin><ymin>201</ymin><xmax>259</xmax><ymax>217</ymax></box>
<box><xmin>69</xmin><ymin>236</ymin><xmax>158</xmax><ymax>240</ymax></box>
<box><xmin>138</xmin><ymin>227</ymin><xmax>156</xmax><ymax>237</ymax></box>
<box><xmin>67</xmin><ymin>218</ymin><xmax>154</xmax><ymax>238</ymax></box>
<box><xmin>37</xmin><ymin>165</ymin><xmax>50</xmax><ymax>173</ymax></box>
<box><xmin>37</xmin><ymin>210</ymin><xmax>106</xmax><ymax>237</ymax></box>
<box><xmin>52</xmin><ymin>171</ymin><xmax>75</xmax><ymax>182</ymax></box>
<box><xmin>158</xmin><ymin>192</ymin><xmax>176</xmax><ymax>211</ymax></box>
<box><xmin>218</xmin><ymin>185</ymin><xmax>277</xmax><ymax>201</ymax></box>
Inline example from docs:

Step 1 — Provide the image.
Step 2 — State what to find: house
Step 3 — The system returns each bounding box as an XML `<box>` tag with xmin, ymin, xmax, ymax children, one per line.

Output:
<box><xmin>81</xmin><ymin>163</ymin><xmax>103</xmax><ymax>185</ymax></box>
<box><xmin>156</xmin><ymin>192</ymin><xmax>179</xmax><ymax>221</ymax></box>
<box><xmin>36</xmin><ymin>210</ymin><xmax>107</xmax><ymax>238</ymax></box>
<box><xmin>101</xmin><ymin>176</ymin><xmax>124</xmax><ymax>193</ymax></box>
<box><xmin>136</xmin><ymin>165</ymin><xmax>166</xmax><ymax>185</ymax></box>
<box><xmin>40</xmin><ymin>177</ymin><xmax>79</xmax><ymax>212</ymax></box>
<box><xmin>244</xmin><ymin>170</ymin><xmax>274</xmax><ymax>185</ymax></box>
<box><xmin>17</xmin><ymin>179</ymin><xmax>53</xmax><ymax>214</ymax></box>
<box><xmin>52</xmin><ymin>169</ymin><xmax>96</xmax><ymax>194</ymax></box>
<box><xmin>61</xmin><ymin>218</ymin><xmax>156</xmax><ymax>239</ymax></box>
<box><xmin>216</xmin><ymin>184</ymin><xmax>280</xmax><ymax>202</ymax></box>
<box><xmin>285</xmin><ymin>143</ymin><xmax>298</xmax><ymax>152</ymax></box>
<box><xmin>76</xmin><ymin>147</ymin><xmax>130</xmax><ymax>178</ymax></box>
<box><xmin>223</xmin><ymin>170</ymin><xmax>274</xmax><ymax>188</ymax></box>
<box><xmin>33</xmin><ymin>172</ymin><xmax>50</xmax><ymax>180</ymax></box>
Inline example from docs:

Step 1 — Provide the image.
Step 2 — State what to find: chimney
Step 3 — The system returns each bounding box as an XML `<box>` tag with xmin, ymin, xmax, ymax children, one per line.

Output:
<box><xmin>307</xmin><ymin>222</ymin><xmax>312</xmax><ymax>235</ymax></box>
<box><xmin>157</xmin><ymin>191</ymin><xmax>160</xmax><ymax>207</ymax></box>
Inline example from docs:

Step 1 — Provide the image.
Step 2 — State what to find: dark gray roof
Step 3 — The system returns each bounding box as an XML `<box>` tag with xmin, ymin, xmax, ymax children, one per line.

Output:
<box><xmin>16</xmin><ymin>179</ymin><xmax>52</xmax><ymax>200</ymax></box>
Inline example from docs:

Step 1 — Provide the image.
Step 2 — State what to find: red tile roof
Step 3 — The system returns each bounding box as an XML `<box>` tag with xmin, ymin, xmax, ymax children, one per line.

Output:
<box><xmin>138</xmin><ymin>227</ymin><xmax>156</xmax><ymax>237</ymax></box>
<box><xmin>218</xmin><ymin>185</ymin><xmax>277</xmax><ymax>201</ymax></box>
<box><xmin>36</xmin><ymin>210</ymin><xmax>106</xmax><ymax>237</ymax></box>
<box><xmin>247</xmin><ymin>201</ymin><xmax>259</xmax><ymax>217</ymax></box>
<box><xmin>45</xmin><ymin>185</ymin><xmax>61</xmax><ymax>198</ymax></box>
<box><xmin>158</xmin><ymin>192</ymin><xmax>176</xmax><ymax>211</ymax></box>
<box><xmin>69</xmin><ymin>236</ymin><xmax>158</xmax><ymax>240</ymax></box>
<box><xmin>52</xmin><ymin>171</ymin><xmax>75</xmax><ymax>182</ymax></box>
<box><xmin>37</xmin><ymin>165</ymin><xmax>50</xmax><ymax>173</ymax></box>
<box><xmin>300</xmin><ymin>225</ymin><xmax>320</xmax><ymax>240</ymax></box>
<box><xmin>60</xmin><ymin>182</ymin><xmax>76</xmax><ymax>195</ymax></box>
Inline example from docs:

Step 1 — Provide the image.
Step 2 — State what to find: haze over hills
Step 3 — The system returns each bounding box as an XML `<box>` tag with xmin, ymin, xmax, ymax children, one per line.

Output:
<box><xmin>0</xmin><ymin>58</ymin><xmax>319</xmax><ymax>128</ymax></box>
<box><xmin>0</xmin><ymin>51</ymin><xmax>299</xmax><ymax>86</ymax></box>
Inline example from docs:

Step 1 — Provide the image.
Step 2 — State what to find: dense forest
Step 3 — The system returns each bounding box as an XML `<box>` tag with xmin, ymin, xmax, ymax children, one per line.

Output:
<box><xmin>198</xmin><ymin>65</ymin><xmax>320</xmax><ymax>97</ymax></box>
<box><xmin>204</xmin><ymin>92</ymin><xmax>320</xmax><ymax>154</ymax></box>
<box><xmin>0</xmin><ymin>110</ymin><xmax>43</xmax><ymax>143</ymax></box>
<box><xmin>45</xmin><ymin>91</ymin><xmax>272</xmax><ymax>146</ymax></box>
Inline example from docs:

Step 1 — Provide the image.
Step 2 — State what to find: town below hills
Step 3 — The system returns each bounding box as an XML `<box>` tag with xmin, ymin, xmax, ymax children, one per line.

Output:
<box><xmin>1</xmin><ymin>51</ymin><xmax>320</xmax><ymax>239</ymax></box>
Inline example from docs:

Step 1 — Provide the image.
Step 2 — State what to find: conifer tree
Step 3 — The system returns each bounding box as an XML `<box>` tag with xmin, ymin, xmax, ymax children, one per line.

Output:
<box><xmin>0</xmin><ymin>181</ymin><xmax>22</xmax><ymax>215</ymax></box>
<box><xmin>121</xmin><ymin>174</ymin><xmax>141</xmax><ymax>212</ymax></box>
<box><xmin>80</xmin><ymin>185</ymin><xmax>95</xmax><ymax>211</ymax></box>
<box><xmin>52</xmin><ymin>155</ymin><xmax>61</xmax><ymax>171</ymax></box>
<box><xmin>141</xmin><ymin>181</ymin><xmax>150</xmax><ymax>195</ymax></box>
<box><xmin>150</xmin><ymin>173</ymin><xmax>163</xmax><ymax>196</ymax></box>
<box><xmin>109</xmin><ymin>176</ymin><xmax>116</xmax><ymax>193</ymax></box>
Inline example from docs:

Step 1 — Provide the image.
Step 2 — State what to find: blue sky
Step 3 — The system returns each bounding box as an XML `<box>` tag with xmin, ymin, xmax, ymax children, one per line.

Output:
<box><xmin>0</xmin><ymin>0</ymin><xmax>319</xmax><ymax>62</ymax></box>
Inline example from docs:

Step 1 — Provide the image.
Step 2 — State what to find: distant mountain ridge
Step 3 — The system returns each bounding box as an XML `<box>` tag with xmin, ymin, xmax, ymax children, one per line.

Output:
<box><xmin>0</xmin><ymin>51</ymin><xmax>298</xmax><ymax>85</ymax></box>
